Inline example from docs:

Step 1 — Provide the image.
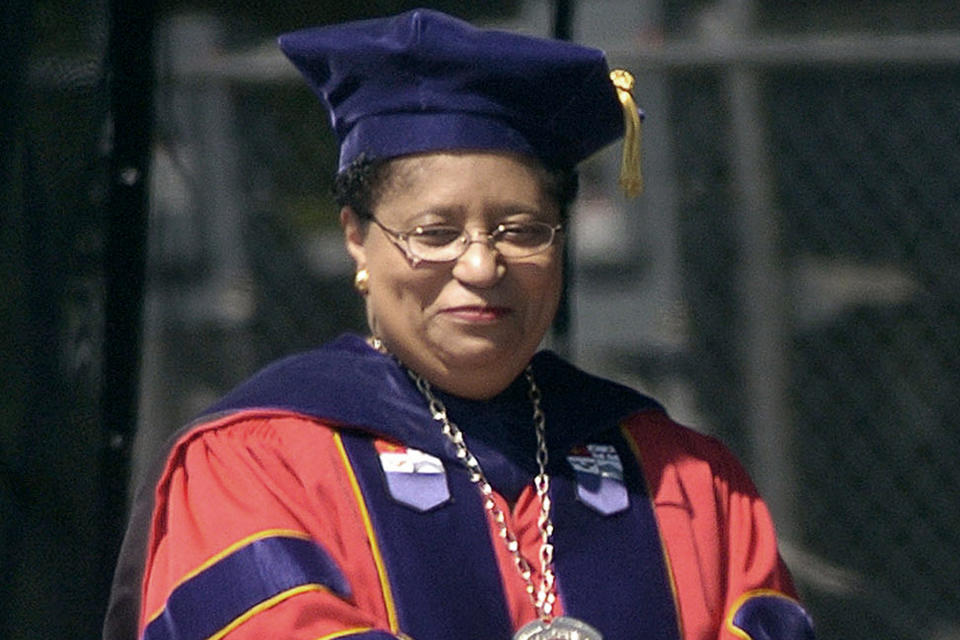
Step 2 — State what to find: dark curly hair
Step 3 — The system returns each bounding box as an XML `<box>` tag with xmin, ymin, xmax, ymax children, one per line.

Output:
<box><xmin>333</xmin><ymin>153</ymin><xmax>579</xmax><ymax>224</ymax></box>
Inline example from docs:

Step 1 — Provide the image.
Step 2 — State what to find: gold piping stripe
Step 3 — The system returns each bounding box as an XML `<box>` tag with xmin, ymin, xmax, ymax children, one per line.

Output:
<box><xmin>333</xmin><ymin>431</ymin><xmax>400</xmax><ymax>633</ymax></box>
<box><xmin>313</xmin><ymin>627</ymin><xmax>374</xmax><ymax>640</ymax></box>
<box><xmin>312</xmin><ymin>628</ymin><xmax>412</xmax><ymax>640</ymax></box>
<box><xmin>620</xmin><ymin>423</ymin><xmax>685</xmax><ymax>640</ymax></box>
<box><xmin>208</xmin><ymin>583</ymin><xmax>327</xmax><ymax>640</ymax></box>
<box><xmin>145</xmin><ymin>528</ymin><xmax>313</xmax><ymax>625</ymax></box>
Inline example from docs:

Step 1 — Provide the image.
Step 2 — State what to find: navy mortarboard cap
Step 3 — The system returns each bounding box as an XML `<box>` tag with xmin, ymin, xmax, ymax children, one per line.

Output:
<box><xmin>279</xmin><ymin>8</ymin><xmax>643</xmax><ymax>195</ymax></box>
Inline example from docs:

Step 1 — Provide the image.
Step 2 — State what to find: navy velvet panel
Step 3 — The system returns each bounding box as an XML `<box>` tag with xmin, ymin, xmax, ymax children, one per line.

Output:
<box><xmin>201</xmin><ymin>334</ymin><xmax>662</xmax><ymax>473</ymax></box>
<box><xmin>340</xmin><ymin>432</ymin><xmax>514</xmax><ymax>640</ymax></box>
<box><xmin>531</xmin><ymin>350</ymin><xmax>663</xmax><ymax>455</ymax></box>
<box><xmin>142</xmin><ymin>535</ymin><xmax>350</xmax><ymax>640</ymax></box>
<box><xmin>550</xmin><ymin>432</ymin><xmax>681</xmax><ymax>640</ymax></box>
<box><xmin>731</xmin><ymin>594</ymin><xmax>816</xmax><ymax>640</ymax></box>
<box><xmin>201</xmin><ymin>335</ymin><xmax>450</xmax><ymax>461</ymax></box>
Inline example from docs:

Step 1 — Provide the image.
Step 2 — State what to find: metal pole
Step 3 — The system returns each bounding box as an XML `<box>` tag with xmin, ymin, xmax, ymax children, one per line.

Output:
<box><xmin>0</xmin><ymin>2</ymin><xmax>32</xmax><ymax>639</ymax></box>
<box><xmin>553</xmin><ymin>0</ymin><xmax>574</xmax><ymax>41</ymax></box>
<box><xmin>100</xmin><ymin>0</ymin><xmax>155</xmax><ymax>606</ymax></box>
<box><xmin>719</xmin><ymin>0</ymin><xmax>797</xmax><ymax>539</ymax></box>
<box><xmin>552</xmin><ymin>0</ymin><xmax>576</xmax><ymax>356</ymax></box>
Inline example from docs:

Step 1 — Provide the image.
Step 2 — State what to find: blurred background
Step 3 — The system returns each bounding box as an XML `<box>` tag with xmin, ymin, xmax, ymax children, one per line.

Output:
<box><xmin>3</xmin><ymin>0</ymin><xmax>959</xmax><ymax>638</ymax></box>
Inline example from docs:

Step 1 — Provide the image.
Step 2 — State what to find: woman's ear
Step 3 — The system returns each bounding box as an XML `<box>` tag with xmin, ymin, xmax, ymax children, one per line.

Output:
<box><xmin>340</xmin><ymin>206</ymin><xmax>367</xmax><ymax>268</ymax></box>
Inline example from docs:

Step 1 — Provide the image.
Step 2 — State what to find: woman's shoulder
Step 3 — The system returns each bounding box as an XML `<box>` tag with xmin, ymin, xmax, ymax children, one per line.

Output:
<box><xmin>200</xmin><ymin>333</ymin><xmax>386</xmax><ymax>417</ymax></box>
<box><xmin>189</xmin><ymin>333</ymin><xmax>439</xmax><ymax>450</ymax></box>
<box><xmin>532</xmin><ymin>351</ymin><xmax>732</xmax><ymax>455</ymax></box>
<box><xmin>621</xmin><ymin>409</ymin><xmax>762</xmax><ymax>509</ymax></box>
<box><xmin>622</xmin><ymin>409</ymin><xmax>739</xmax><ymax>464</ymax></box>
<box><xmin>146</xmin><ymin>410</ymin><xmax>345</xmax><ymax>497</ymax></box>
<box><xmin>174</xmin><ymin>409</ymin><xmax>340</xmax><ymax>451</ymax></box>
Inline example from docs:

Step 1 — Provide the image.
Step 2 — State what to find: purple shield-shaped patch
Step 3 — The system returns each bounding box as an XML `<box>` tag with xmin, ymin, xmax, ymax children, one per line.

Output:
<box><xmin>379</xmin><ymin>447</ymin><xmax>451</xmax><ymax>512</ymax></box>
<box><xmin>567</xmin><ymin>444</ymin><xmax>630</xmax><ymax>515</ymax></box>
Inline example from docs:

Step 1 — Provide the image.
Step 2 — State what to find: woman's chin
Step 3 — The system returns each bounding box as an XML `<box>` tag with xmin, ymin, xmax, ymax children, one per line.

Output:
<box><xmin>431</xmin><ymin>335</ymin><xmax>532</xmax><ymax>386</ymax></box>
<box><xmin>440</xmin><ymin>334</ymin><xmax>521</xmax><ymax>365</ymax></box>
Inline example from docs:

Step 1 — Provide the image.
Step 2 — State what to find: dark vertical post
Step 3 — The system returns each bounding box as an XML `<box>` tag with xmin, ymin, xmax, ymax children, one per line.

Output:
<box><xmin>551</xmin><ymin>0</ymin><xmax>575</xmax><ymax>355</ymax></box>
<box><xmin>552</xmin><ymin>0</ymin><xmax>574</xmax><ymax>41</ymax></box>
<box><xmin>0</xmin><ymin>1</ymin><xmax>31</xmax><ymax>635</ymax></box>
<box><xmin>99</xmin><ymin>0</ymin><xmax>155</xmax><ymax>604</ymax></box>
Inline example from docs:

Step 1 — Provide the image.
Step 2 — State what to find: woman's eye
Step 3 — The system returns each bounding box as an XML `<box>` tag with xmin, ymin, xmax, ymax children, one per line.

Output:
<box><xmin>412</xmin><ymin>226</ymin><xmax>462</xmax><ymax>246</ymax></box>
<box><xmin>497</xmin><ymin>223</ymin><xmax>544</xmax><ymax>245</ymax></box>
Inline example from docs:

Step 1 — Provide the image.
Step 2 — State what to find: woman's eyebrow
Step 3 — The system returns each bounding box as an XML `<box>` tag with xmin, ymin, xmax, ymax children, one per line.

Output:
<box><xmin>403</xmin><ymin>205</ymin><xmax>466</xmax><ymax>224</ymax></box>
<box><xmin>489</xmin><ymin>203</ymin><xmax>539</xmax><ymax>214</ymax></box>
<box><xmin>405</xmin><ymin>202</ymin><xmax>548</xmax><ymax>225</ymax></box>
<box><xmin>486</xmin><ymin>203</ymin><xmax>554</xmax><ymax>222</ymax></box>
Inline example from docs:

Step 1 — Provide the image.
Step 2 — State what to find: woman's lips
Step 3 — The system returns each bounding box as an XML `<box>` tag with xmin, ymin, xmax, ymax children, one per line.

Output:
<box><xmin>441</xmin><ymin>305</ymin><xmax>512</xmax><ymax>322</ymax></box>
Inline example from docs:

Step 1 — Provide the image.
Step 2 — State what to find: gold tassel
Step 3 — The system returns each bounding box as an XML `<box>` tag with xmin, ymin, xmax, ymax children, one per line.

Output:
<box><xmin>609</xmin><ymin>69</ymin><xmax>643</xmax><ymax>197</ymax></box>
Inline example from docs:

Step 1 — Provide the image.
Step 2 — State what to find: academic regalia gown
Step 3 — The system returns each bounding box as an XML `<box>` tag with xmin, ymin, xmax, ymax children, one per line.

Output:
<box><xmin>103</xmin><ymin>334</ymin><xmax>814</xmax><ymax>640</ymax></box>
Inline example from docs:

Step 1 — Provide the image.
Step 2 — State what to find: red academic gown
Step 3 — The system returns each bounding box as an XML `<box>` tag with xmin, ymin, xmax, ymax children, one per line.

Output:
<box><xmin>103</xmin><ymin>335</ymin><xmax>814</xmax><ymax>640</ymax></box>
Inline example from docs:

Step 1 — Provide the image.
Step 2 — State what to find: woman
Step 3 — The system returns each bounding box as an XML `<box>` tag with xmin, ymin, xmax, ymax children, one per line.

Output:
<box><xmin>104</xmin><ymin>9</ymin><xmax>815</xmax><ymax>640</ymax></box>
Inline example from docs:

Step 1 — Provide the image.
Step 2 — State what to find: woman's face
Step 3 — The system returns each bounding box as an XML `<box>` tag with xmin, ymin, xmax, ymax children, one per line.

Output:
<box><xmin>342</xmin><ymin>151</ymin><xmax>564</xmax><ymax>399</ymax></box>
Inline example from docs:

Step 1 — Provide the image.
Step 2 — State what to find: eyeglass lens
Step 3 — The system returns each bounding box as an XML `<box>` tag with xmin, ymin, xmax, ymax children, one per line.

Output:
<box><xmin>407</xmin><ymin>223</ymin><xmax>558</xmax><ymax>261</ymax></box>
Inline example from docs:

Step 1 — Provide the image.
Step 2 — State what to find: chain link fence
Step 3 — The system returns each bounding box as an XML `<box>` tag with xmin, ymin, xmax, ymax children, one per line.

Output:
<box><xmin>770</xmin><ymin>69</ymin><xmax>960</xmax><ymax>638</ymax></box>
<box><xmin>669</xmin><ymin>63</ymin><xmax>960</xmax><ymax>637</ymax></box>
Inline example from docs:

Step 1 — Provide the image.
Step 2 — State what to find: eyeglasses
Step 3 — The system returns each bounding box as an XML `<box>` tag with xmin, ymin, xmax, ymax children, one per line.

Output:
<box><xmin>371</xmin><ymin>218</ymin><xmax>563</xmax><ymax>265</ymax></box>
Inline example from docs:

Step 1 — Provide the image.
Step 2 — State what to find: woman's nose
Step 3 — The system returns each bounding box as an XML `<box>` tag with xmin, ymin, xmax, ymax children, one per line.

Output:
<box><xmin>451</xmin><ymin>236</ymin><xmax>505</xmax><ymax>287</ymax></box>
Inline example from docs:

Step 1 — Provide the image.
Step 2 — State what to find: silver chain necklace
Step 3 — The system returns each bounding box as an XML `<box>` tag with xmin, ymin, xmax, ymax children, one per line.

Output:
<box><xmin>407</xmin><ymin>366</ymin><xmax>603</xmax><ymax>640</ymax></box>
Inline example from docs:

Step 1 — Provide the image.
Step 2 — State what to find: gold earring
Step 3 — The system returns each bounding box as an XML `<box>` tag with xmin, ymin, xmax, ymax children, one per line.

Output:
<box><xmin>354</xmin><ymin>268</ymin><xmax>369</xmax><ymax>294</ymax></box>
